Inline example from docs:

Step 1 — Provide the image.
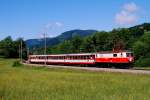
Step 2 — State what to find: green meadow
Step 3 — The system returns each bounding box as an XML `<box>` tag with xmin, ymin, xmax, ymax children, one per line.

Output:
<box><xmin>0</xmin><ymin>58</ymin><xmax>150</xmax><ymax>100</ymax></box>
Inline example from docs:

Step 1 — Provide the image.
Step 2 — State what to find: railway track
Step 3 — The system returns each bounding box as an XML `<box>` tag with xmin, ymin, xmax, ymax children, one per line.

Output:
<box><xmin>22</xmin><ymin>63</ymin><xmax>150</xmax><ymax>75</ymax></box>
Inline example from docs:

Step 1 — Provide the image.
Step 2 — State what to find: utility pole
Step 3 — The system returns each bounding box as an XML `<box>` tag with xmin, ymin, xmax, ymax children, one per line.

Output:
<box><xmin>44</xmin><ymin>33</ymin><xmax>47</xmax><ymax>65</ymax></box>
<box><xmin>19</xmin><ymin>45</ymin><xmax>20</xmax><ymax>60</ymax></box>
<box><xmin>21</xmin><ymin>39</ymin><xmax>23</xmax><ymax>62</ymax></box>
<box><xmin>27</xmin><ymin>47</ymin><xmax>29</xmax><ymax>59</ymax></box>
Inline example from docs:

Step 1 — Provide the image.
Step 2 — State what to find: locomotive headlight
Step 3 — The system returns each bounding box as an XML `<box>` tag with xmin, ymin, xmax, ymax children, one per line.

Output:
<box><xmin>129</xmin><ymin>57</ymin><xmax>133</xmax><ymax>62</ymax></box>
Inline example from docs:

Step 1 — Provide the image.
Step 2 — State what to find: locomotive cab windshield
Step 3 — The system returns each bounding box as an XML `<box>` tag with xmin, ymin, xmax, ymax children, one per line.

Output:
<box><xmin>126</xmin><ymin>52</ymin><xmax>133</xmax><ymax>57</ymax></box>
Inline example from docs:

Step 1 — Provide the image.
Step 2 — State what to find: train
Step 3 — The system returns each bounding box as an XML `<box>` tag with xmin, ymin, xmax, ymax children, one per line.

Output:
<box><xmin>28</xmin><ymin>50</ymin><xmax>134</xmax><ymax>68</ymax></box>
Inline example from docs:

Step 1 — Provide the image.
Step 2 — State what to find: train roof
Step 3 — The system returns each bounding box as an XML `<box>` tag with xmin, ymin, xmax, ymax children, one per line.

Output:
<box><xmin>97</xmin><ymin>50</ymin><xmax>132</xmax><ymax>54</ymax></box>
<box><xmin>29</xmin><ymin>53</ymin><xmax>95</xmax><ymax>57</ymax></box>
<box><xmin>29</xmin><ymin>50</ymin><xmax>132</xmax><ymax>57</ymax></box>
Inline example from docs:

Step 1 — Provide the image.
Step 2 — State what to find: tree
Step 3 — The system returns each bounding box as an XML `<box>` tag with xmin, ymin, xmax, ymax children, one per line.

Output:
<box><xmin>70</xmin><ymin>35</ymin><xmax>83</xmax><ymax>53</ymax></box>
<box><xmin>94</xmin><ymin>31</ymin><xmax>110</xmax><ymax>51</ymax></box>
<box><xmin>0</xmin><ymin>36</ymin><xmax>27</xmax><ymax>59</ymax></box>
<box><xmin>133</xmin><ymin>32</ymin><xmax>150</xmax><ymax>67</ymax></box>
<box><xmin>0</xmin><ymin>36</ymin><xmax>14</xmax><ymax>58</ymax></box>
<box><xmin>56</xmin><ymin>40</ymin><xmax>72</xmax><ymax>54</ymax></box>
<box><xmin>14</xmin><ymin>38</ymin><xmax>27</xmax><ymax>59</ymax></box>
<box><xmin>133</xmin><ymin>32</ymin><xmax>150</xmax><ymax>58</ymax></box>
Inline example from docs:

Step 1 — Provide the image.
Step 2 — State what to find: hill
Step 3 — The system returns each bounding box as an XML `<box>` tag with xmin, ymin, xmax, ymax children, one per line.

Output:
<box><xmin>26</xmin><ymin>29</ymin><xmax>98</xmax><ymax>48</ymax></box>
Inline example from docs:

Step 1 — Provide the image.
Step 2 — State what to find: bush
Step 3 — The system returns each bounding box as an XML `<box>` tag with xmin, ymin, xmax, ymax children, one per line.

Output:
<box><xmin>134</xmin><ymin>57</ymin><xmax>150</xmax><ymax>67</ymax></box>
<box><xmin>12</xmin><ymin>60</ymin><xmax>22</xmax><ymax>67</ymax></box>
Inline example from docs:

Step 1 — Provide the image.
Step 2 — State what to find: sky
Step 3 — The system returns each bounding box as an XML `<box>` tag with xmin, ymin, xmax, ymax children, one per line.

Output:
<box><xmin>0</xmin><ymin>0</ymin><xmax>150</xmax><ymax>40</ymax></box>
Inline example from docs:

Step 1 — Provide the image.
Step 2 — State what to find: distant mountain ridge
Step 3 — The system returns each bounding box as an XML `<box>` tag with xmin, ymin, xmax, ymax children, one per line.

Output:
<box><xmin>26</xmin><ymin>29</ymin><xmax>98</xmax><ymax>48</ymax></box>
<box><xmin>26</xmin><ymin>23</ymin><xmax>150</xmax><ymax>48</ymax></box>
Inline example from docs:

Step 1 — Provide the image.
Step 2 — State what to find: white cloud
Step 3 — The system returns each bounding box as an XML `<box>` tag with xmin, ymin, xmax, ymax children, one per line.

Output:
<box><xmin>39</xmin><ymin>22</ymin><xmax>63</xmax><ymax>38</ymax></box>
<box><xmin>115</xmin><ymin>2</ymin><xmax>139</xmax><ymax>25</ymax></box>
<box><xmin>123</xmin><ymin>2</ymin><xmax>138</xmax><ymax>13</ymax></box>
<box><xmin>116</xmin><ymin>10</ymin><xmax>138</xmax><ymax>25</ymax></box>
<box><xmin>45</xmin><ymin>22</ymin><xmax>63</xmax><ymax>29</ymax></box>
<box><xmin>55</xmin><ymin>22</ymin><xmax>63</xmax><ymax>27</ymax></box>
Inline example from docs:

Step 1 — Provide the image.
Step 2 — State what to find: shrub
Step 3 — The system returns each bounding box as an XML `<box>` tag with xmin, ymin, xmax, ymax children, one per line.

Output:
<box><xmin>12</xmin><ymin>60</ymin><xmax>22</xmax><ymax>67</ymax></box>
<box><xmin>134</xmin><ymin>57</ymin><xmax>150</xmax><ymax>67</ymax></box>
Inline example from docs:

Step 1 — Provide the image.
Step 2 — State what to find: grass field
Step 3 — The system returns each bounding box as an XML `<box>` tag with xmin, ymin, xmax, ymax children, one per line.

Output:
<box><xmin>0</xmin><ymin>59</ymin><xmax>150</xmax><ymax>100</ymax></box>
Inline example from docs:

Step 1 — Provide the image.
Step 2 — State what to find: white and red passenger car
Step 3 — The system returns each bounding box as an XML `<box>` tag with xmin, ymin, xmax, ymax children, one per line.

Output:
<box><xmin>28</xmin><ymin>51</ymin><xmax>134</xmax><ymax>68</ymax></box>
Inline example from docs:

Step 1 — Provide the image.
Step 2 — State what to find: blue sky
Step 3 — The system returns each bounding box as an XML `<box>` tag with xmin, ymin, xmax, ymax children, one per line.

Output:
<box><xmin>0</xmin><ymin>0</ymin><xmax>149</xmax><ymax>40</ymax></box>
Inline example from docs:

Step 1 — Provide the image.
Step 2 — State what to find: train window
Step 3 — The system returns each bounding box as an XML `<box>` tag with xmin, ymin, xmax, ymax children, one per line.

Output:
<box><xmin>73</xmin><ymin>56</ymin><xmax>75</xmax><ymax>59</ymax></box>
<box><xmin>113</xmin><ymin>54</ymin><xmax>117</xmax><ymax>57</ymax></box>
<box><xmin>77</xmin><ymin>56</ymin><xmax>79</xmax><ymax>59</ymax></box>
<box><xmin>92</xmin><ymin>55</ymin><xmax>95</xmax><ymax>59</ymax></box>
<box><xmin>83</xmin><ymin>56</ymin><xmax>86</xmax><ymax>59</ymax></box>
<box><xmin>86</xmin><ymin>56</ymin><xmax>88</xmax><ymax>59</ymax></box>
<box><xmin>121</xmin><ymin>53</ymin><xmax>123</xmax><ymax>57</ymax></box>
<box><xmin>81</xmin><ymin>56</ymin><xmax>84</xmax><ymax>59</ymax></box>
<box><xmin>75</xmin><ymin>56</ymin><xmax>77</xmax><ymax>59</ymax></box>
<box><xmin>82</xmin><ymin>56</ymin><xmax>85</xmax><ymax>59</ymax></box>
<box><xmin>126</xmin><ymin>53</ymin><xmax>133</xmax><ymax>57</ymax></box>
<box><xmin>78</xmin><ymin>56</ymin><xmax>80</xmax><ymax>59</ymax></box>
<box><xmin>76</xmin><ymin>56</ymin><xmax>78</xmax><ymax>59</ymax></box>
<box><xmin>68</xmin><ymin>56</ymin><xmax>70</xmax><ymax>59</ymax></box>
<box><xmin>87</xmin><ymin>55</ymin><xmax>90</xmax><ymax>59</ymax></box>
<box><xmin>85</xmin><ymin>56</ymin><xmax>88</xmax><ymax>59</ymax></box>
<box><xmin>90</xmin><ymin>55</ymin><xmax>94</xmax><ymax>59</ymax></box>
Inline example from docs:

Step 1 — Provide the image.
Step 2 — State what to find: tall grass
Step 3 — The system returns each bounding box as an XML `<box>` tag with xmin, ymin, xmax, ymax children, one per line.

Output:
<box><xmin>0</xmin><ymin>58</ymin><xmax>150</xmax><ymax>100</ymax></box>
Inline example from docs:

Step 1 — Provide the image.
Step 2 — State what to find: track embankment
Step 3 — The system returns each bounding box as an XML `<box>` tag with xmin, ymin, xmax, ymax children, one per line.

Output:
<box><xmin>22</xmin><ymin>63</ymin><xmax>150</xmax><ymax>75</ymax></box>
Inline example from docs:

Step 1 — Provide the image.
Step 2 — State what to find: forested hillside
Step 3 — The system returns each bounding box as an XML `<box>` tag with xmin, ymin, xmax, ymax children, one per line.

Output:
<box><xmin>26</xmin><ymin>29</ymin><xmax>97</xmax><ymax>48</ymax></box>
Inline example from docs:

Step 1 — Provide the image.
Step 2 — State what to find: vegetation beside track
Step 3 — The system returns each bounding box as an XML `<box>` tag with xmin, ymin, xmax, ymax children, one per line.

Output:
<box><xmin>0</xmin><ymin>58</ymin><xmax>150</xmax><ymax>100</ymax></box>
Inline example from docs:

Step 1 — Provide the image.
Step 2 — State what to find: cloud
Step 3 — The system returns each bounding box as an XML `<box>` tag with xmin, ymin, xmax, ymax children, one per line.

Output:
<box><xmin>115</xmin><ymin>10</ymin><xmax>138</xmax><ymax>25</ymax></box>
<box><xmin>123</xmin><ymin>2</ymin><xmax>138</xmax><ymax>12</ymax></box>
<box><xmin>45</xmin><ymin>22</ymin><xmax>63</xmax><ymax>29</ymax></box>
<box><xmin>55</xmin><ymin>22</ymin><xmax>63</xmax><ymax>27</ymax></box>
<box><xmin>40</xmin><ymin>22</ymin><xmax>63</xmax><ymax>38</ymax></box>
<box><xmin>115</xmin><ymin>2</ymin><xmax>139</xmax><ymax>25</ymax></box>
